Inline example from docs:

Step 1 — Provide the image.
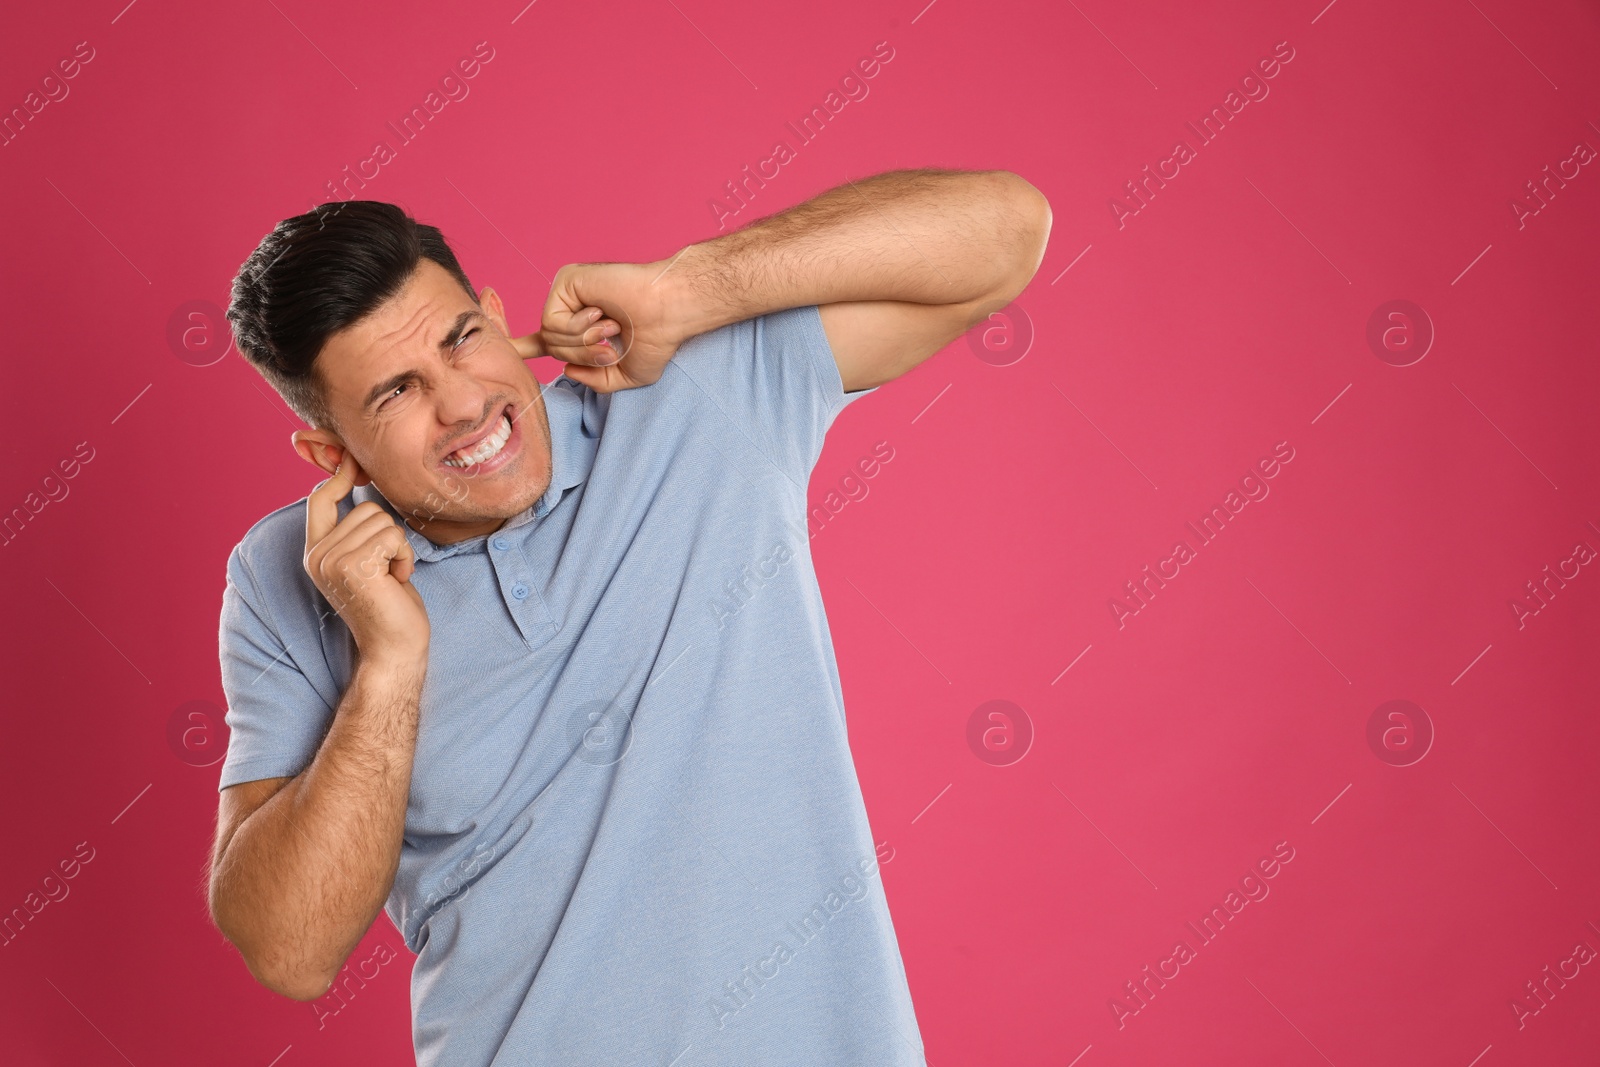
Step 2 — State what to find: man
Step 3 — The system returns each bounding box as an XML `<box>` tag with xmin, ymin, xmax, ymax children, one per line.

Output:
<box><xmin>208</xmin><ymin>167</ymin><xmax>1050</xmax><ymax>1065</ymax></box>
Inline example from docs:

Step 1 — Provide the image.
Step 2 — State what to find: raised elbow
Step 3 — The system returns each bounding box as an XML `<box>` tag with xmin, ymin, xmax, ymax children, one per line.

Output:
<box><xmin>986</xmin><ymin>171</ymin><xmax>1053</xmax><ymax>299</ymax></box>
<box><xmin>241</xmin><ymin>940</ymin><xmax>335</xmax><ymax>1002</ymax></box>
<box><xmin>210</xmin><ymin>885</ymin><xmax>333</xmax><ymax>1002</ymax></box>
<box><xmin>1012</xmin><ymin>176</ymin><xmax>1053</xmax><ymax>270</ymax></box>
<box><xmin>264</xmin><ymin>966</ymin><xmax>335</xmax><ymax>1002</ymax></box>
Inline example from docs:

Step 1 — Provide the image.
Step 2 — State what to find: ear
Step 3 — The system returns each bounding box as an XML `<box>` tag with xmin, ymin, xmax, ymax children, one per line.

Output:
<box><xmin>291</xmin><ymin>429</ymin><xmax>371</xmax><ymax>486</ymax></box>
<box><xmin>479</xmin><ymin>284</ymin><xmax>511</xmax><ymax>338</ymax></box>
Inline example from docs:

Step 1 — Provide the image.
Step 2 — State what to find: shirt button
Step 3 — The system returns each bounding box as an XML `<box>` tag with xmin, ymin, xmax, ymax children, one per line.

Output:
<box><xmin>511</xmin><ymin>582</ymin><xmax>529</xmax><ymax>600</ymax></box>
<box><xmin>492</xmin><ymin>537</ymin><xmax>509</xmax><ymax>550</ymax></box>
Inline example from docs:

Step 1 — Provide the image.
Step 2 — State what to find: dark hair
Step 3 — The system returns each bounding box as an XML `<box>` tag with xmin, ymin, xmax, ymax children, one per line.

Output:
<box><xmin>227</xmin><ymin>200</ymin><xmax>477</xmax><ymax>432</ymax></box>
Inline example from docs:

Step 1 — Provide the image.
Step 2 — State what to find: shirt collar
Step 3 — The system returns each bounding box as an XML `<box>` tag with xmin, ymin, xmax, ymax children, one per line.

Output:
<box><xmin>352</xmin><ymin>377</ymin><xmax>598</xmax><ymax>564</ymax></box>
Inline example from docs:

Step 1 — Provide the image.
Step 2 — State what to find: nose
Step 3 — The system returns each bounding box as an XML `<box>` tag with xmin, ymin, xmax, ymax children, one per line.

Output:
<box><xmin>436</xmin><ymin>364</ymin><xmax>496</xmax><ymax>433</ymax></box>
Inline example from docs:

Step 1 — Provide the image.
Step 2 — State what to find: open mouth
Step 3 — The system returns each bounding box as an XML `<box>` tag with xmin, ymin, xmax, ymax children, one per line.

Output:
<box><xmin>441</xmin><ymin>403</ymin><xmax>520</xmax><ymax>472</ymax></box>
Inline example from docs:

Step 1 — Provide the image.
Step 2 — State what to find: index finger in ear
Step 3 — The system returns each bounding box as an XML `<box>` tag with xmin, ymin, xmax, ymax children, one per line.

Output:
<box><xmin>305</xmin><ymin>456</ymin><xmax>356</xmax><ymax>548</ymax></box>
<box><xmin>510</xmin><ymin>333</ymin><xmax>542</xmax><ymax>360</ymax></box>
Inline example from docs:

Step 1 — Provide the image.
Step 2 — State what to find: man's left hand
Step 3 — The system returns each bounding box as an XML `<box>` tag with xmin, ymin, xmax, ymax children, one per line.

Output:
<box><xmin>531</xmin><ymin>261</ymin><xmax>686</xmax><ymax>393</ymax></box>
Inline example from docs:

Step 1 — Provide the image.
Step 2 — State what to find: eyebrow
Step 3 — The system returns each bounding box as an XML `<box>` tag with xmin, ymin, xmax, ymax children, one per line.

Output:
<box><xmin>360</xmin><ymin>309</ymin><xmax>487</xmax><ymax>412</ymax></box>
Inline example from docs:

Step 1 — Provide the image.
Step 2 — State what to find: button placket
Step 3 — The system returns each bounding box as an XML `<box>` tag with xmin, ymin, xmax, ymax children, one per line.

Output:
<box><xmin>490</xmin><ymin>530</ymin><xmax>555</xmax><ymax>647</ymax></box>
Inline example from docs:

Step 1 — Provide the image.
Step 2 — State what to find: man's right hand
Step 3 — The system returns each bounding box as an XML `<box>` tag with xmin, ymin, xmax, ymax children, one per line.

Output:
<box><xmin>216</xmin><ymin>457</ymin><xmax>430</xmax><ymax>999</ymax></box>
<box><xmin>303</xmin><ymin>453</ymin><xmax>430</xmax><ymax>665</ymax></box>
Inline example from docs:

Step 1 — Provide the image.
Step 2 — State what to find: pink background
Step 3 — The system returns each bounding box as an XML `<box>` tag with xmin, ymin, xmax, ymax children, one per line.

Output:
<box><xmin>3</xmin><ymin>0</ymin><xmax>1598</xmax><ymax>1062</ymax></box>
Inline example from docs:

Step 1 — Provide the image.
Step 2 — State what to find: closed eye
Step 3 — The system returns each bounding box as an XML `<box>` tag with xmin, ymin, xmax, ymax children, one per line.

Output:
<box><xmin>376</xmin><ymin>327</ymin><xmax>481</xmax><ymax>411</ymax></box>
<box><xmin>379</xmin><ymin>381</ymin><xmax>413</xmax><ymax>409</ymax></box>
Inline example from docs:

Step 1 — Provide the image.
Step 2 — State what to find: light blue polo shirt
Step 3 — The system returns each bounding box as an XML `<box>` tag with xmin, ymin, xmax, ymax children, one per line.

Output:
<box><xmin>217</xmin><ymin>305</ymin><xmax>927</xmax><ymax>1066</ymax></box>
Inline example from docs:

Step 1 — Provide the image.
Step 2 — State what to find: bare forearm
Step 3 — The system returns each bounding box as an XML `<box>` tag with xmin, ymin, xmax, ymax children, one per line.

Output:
<box><xmin>666</xmin><ymin>168</ymin><xmax>1050</xmax><ymax>337</ymax></box>
<box><xmin>211</xmin><ymin>656</ymin><xmax>424</xmax><ymax>999</ymax></box>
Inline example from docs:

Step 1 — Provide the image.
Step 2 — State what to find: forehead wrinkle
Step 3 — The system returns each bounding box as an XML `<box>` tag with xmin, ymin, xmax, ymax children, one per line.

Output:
<box><xmin>366</xmin><ymin>291</ymin><xmax>447</xmax><ymax>362</ymax></box>
<box><xmin>329</xmin><ymin>265</ymin><xmax>483</xmax><ymax>427</ymax></box>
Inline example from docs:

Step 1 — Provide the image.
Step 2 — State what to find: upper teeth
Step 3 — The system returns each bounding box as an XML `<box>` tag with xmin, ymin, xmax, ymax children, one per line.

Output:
<box><xmin>444</xmin><ymin>414</ymin><xmax>512</xmax><ymax>467</ymax></box>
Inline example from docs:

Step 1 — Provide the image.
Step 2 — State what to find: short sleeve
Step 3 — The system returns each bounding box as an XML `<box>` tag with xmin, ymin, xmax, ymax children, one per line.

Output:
<box><xmin>217</xmin><ymin>542</ymin><xmax>337</xmax><ymax>791</ymax></box>
<box><xmin>667</xmin><ymin>305</ymin><xmax>877</xmax><ymax>484</ymax></box>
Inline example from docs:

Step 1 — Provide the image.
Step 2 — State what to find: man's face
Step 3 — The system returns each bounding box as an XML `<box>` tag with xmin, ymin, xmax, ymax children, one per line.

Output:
<box><xmin>294</xmin><ymin>259</ymin><xmax>553</xmax><ymax>545</ymax></box>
